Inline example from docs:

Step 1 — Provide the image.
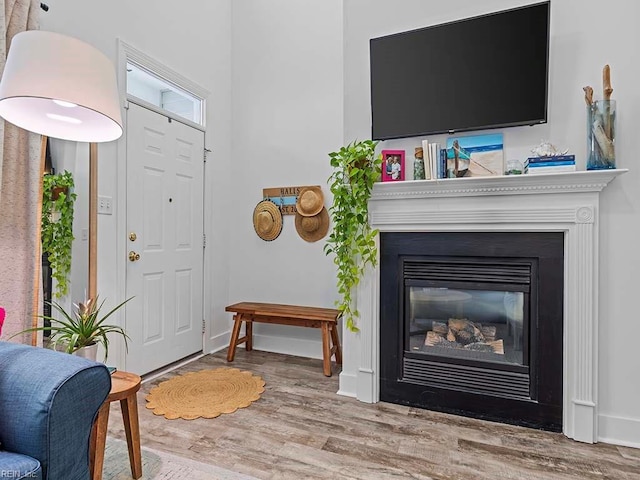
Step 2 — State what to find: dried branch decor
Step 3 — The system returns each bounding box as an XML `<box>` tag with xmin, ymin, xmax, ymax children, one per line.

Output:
<box><xmin>583</xmin><ymin>64</ymin><xmax>616</xmax><ymax>168</ymax></box>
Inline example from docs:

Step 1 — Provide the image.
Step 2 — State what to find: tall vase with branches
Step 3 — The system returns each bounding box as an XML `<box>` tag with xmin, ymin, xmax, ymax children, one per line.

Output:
<box><xmin>42</xmin><ymin>171</ymin><xmax>76</xmax><ymax>298</ymax></box>
<box><xmin>324</xmin><ymin>140</ymin><xmax>381</xmax><ymax>332</ymax></box>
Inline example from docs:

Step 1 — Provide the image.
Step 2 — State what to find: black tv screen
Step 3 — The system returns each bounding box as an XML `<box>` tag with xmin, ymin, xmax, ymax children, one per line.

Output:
<box><xmin>370</xmin><ymin>2</ymin><xmax>550</xmax><ymax>140</ymax></box>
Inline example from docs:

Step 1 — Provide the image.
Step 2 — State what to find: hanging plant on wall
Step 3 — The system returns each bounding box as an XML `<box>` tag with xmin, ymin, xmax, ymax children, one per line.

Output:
<box><xmin>42</xmin><ymin>171</ymin><xmax>76</xmax><ymax>298</ymax></box>
<box><xmin>324</xmin><ymin>139</ymin><xmax>381</xmax><ymax>332</ymax></box>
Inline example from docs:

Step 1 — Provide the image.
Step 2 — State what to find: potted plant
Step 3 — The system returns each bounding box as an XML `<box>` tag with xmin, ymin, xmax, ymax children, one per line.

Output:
<box><xmin>42</xmin><ymin>171</ymin><xmax>76</xmax><ymax>298</ymax></box>
<box><xmin>14</xmin><ymin>296</ymin><xmax>132</xmax><ymax>361</ymax></box>
<box><xmin>324</xmin><ymin>139</ymin><xmax>381</xmax><ymax>332</ymax></box>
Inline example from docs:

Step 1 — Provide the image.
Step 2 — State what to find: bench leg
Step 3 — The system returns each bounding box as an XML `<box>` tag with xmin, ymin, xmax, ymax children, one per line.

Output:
<box><xmin>330</xmin><ymin>323</ymin><xmax>342</xmax><ymax>365</ymax></box>
<box><xmin>227</xmin><ymin>314</ymin><xmax>243</xmax><ymax>362</ymax></box>
<box><xmin>246</xmin><ymin>320</ymin><xmax>253</xmax><ymax>351</ymax></box>
<box><xmin>321</xmin><ymin>322</ymin><xmax>332</xmax><ymax>376</ymax></box>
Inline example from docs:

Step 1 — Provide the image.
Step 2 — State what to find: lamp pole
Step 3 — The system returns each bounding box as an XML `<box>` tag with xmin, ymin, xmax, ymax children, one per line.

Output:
<box><xmin>88</xmin><ymin>143</ymin><xmax>98</xmax><ymax>300</ymax></box>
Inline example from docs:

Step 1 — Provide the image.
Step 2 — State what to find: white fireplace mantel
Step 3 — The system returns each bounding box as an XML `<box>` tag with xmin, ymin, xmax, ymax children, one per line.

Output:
<box><xmin>338</xmin><ymin>169</ymin><xmax>628</xmax><ymax>444</ymax></box>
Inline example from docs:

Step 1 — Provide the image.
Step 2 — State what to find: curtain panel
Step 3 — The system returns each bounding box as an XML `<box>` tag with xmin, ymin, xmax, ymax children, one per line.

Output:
<box><xmin>0</xmin><ymin>0</ymin><xmax>42</xmax><ymax>343</ymax></box>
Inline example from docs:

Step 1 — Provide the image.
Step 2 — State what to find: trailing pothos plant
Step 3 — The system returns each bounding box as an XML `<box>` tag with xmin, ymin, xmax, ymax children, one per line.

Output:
<box><xmin>324</xmin><ymin>140</ymin><xmax>381</xmax><ymax>332</ymax></box>
<box><xmin>42</xmin><ymin>171</ymin><xmax>76</xmax><ymax>298</ymax></box>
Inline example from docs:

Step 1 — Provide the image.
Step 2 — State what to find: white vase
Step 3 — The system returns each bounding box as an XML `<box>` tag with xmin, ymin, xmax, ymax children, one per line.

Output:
<box><xmin>73</xmin><ymin>343</ymin><xmax>98</xmax><ymax>361</ymax></box>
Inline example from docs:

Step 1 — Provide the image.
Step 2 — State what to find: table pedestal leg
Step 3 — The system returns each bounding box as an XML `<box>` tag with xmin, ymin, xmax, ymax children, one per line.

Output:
<box><xmin>121</xmin><ymin>394</ymin><xmax>142</xmax><ymax>479</ymax></box>
<box><xmin>90</xmin><ymin>402</ymin><xmax>110</xmax><ymax>480</ymax></box>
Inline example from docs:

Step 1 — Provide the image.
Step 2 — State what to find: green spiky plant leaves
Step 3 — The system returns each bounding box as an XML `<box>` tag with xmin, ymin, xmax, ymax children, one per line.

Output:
<box><xmin>15</xmin><ymin>296</ymin><xmax>132</xmax><ymax>361</ymax></box>
<box><xmin>324</xmin><ymin>140</ymin><xmax>381</xmax><ymax>332</ymax></box>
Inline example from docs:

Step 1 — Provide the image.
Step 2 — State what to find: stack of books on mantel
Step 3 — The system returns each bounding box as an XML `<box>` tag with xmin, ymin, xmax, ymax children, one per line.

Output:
<box><xmin>524</xmin><ymin>155</ymin><xmax>576</xmax><ymax>174</ymax></box>
<box><xmin>420</xmin><ymin>140</ymin><xmax>447</xmax><ymax>180</ymax></box>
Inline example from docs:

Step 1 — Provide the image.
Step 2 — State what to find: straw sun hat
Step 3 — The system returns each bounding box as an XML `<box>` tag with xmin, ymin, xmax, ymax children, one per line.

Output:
<box><xmin>295</xmin><ymin>206</ymin><xmax>329</xmax><ymax>243</ymax></box>
<box><xmin>295</xmin><ymin>186</ymin><xmax>324</xmax><ymax>217</ymax></box>
<box><xmin>253</xmin><ymin>200</ymin><xmax>283</xmax><ymax>241</ymax></box>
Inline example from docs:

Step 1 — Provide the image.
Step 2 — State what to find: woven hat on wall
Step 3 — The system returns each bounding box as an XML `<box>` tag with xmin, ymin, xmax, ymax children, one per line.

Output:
<box><xmin>253</xmin><ymin>200</ymin><xmax>283</xmax><ymax>241</ymax></box>
<box><xmin>295</xmin><ymin>207</ymin><xmax>329</xmax><ymax>243</ymax></box>
<box><xmin>295</xmin><ymin>186</ymin><xmax>324</xmax><ymax>217</ymax></box>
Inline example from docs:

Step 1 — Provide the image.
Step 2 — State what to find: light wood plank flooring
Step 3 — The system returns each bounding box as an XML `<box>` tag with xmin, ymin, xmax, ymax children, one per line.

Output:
<box><xmin>106</xmin><ymin>350</ymin><xmax>640</xmax><ymax>479</ymax></box>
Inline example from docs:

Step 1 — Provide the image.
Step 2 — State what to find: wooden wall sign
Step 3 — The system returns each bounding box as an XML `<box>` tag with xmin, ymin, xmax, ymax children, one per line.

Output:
<box><xmin>262</xmin><ymin>185</ymin><xmax>321</xmax><ymax>215</ymax></box>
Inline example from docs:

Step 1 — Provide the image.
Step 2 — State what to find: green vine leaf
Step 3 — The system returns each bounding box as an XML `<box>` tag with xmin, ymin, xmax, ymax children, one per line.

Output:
<box><xmin>325</xmin><ymin>139</ymin><xmax>380</xmax><ymax>332</ymax></box>
<box><xmin>42</xmin><ymin>171</ymin><xmax>76</xmax><ymax>298</ymax></box>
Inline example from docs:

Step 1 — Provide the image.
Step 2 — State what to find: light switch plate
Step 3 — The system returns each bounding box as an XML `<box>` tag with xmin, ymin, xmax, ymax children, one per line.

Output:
<box><xmin>98</xmin><ymin>195</ymin><xmax>113</xmax><ymax>215</ymax></box>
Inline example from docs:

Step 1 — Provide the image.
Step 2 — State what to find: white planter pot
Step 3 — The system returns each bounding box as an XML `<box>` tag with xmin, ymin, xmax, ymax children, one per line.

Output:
<box><xmin>73</xmin><ymin>343</ymin><xmax>98</xmax><ymax>362</ymax></box>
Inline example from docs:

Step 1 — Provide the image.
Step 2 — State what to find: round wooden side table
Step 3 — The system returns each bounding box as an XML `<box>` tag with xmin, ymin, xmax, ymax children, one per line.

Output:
<box><xmin>90</xmin><ymin>371</ymin><xmax>142</xmax><ymax>480</ymax></box>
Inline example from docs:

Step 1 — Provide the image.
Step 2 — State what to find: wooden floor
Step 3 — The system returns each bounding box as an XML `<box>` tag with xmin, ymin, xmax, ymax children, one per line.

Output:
<box><xmin>106</xmin><ymin>350</ymin><xmax>640</xmax><ymax>480</ymax></box>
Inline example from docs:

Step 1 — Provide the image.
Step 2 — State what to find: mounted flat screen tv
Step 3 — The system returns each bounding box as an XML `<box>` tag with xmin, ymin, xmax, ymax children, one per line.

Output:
<box><xmin>370</xmin><ymin>2</ymin><xmax>550</xmax><ymax>140</ymax></box>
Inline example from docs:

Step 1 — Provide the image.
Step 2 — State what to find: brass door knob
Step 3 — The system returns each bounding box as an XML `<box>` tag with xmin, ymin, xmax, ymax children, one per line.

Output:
<box><xmin>129</xmin><ymin>232</ymin><xmax>137</xmax><ymax>241</ymax></box>
<box><xmin>128</xmin><ymin>251</ymin><xmax>141</xmax><ymax>262</ymax></box>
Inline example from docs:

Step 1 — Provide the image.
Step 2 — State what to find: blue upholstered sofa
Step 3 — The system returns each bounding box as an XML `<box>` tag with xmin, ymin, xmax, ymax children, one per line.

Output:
<box><xmin>0</xmin><ymin>341</ymin><xmax>111</xmax><ymax>480</ymax></box>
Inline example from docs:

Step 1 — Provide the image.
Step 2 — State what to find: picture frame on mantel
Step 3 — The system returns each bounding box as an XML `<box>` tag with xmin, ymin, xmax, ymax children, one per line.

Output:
<box><xmin>381</xmin><ymin>149</ymin><xmax>405</xmax><ymax>182</ymax></box>
<box><xmin>445</xmin><ymin>133</ymin><xmax>504</xmax><ymax>178</ymax></box>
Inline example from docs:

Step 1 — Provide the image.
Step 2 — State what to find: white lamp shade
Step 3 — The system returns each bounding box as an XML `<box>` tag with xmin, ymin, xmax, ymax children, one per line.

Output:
<box><xmin>0</xmin><ymin>31</ymin><xmax>123</xmax><ymax>142</ymax></box>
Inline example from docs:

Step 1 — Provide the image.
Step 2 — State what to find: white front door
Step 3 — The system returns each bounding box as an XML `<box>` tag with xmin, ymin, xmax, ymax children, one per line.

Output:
<box><xmin>125</xmin><ymin>102</ymin><xmax>204</xmax><ymax>375</ymax></box>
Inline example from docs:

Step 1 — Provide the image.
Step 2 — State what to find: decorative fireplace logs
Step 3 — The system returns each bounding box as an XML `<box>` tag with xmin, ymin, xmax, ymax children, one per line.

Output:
<box><xmin>424</xmin><ymin>318</ymin><xmax>504</xmax><ymax>354</ymax></box>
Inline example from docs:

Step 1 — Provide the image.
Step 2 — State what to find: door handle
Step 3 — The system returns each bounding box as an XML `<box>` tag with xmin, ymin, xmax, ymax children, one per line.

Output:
<box><xmin>128</xmin><ymin>251</ymin><xmax>141</xmax><ymax>262</ymax></box>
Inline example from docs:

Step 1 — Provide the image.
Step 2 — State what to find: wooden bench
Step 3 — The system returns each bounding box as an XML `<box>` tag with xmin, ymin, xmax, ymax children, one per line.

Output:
<box><xmin>225</xmin><ymin>302</ymin><xmax>342</xmax><ymax>376</ymax></box>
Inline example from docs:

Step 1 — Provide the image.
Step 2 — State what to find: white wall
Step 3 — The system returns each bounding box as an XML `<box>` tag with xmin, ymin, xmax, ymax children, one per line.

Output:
<box><xmin>41</xmin><ymin>0</ymin><xmax>234</xmax><ymax>366</ymax></box>
<box><xmin>227</xmin><ymin>1</ymin><xmax>344</xmax><ymax>358</ymax></box>
<box><xmin>344</xmin><ymin>0</ymin><xmax>640</xmax><ymax>447</ymax></box>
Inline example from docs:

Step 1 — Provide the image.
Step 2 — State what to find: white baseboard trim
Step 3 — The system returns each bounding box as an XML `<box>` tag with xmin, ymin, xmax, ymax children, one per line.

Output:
<box><xmin>337</xmin><ymin>371</ymin><xmax>358</xmax><ymax>398</ymax></box>
<box><xmin>598</xmin><ymin>414</ymin><xmax>640</xmax><ymax>448</ymax></box>
<box><xmin>205</xmin><ymin>330</ymin><xmax>231</xmax><ymax>354</ymax></box>
<box><xmin>251</xmin><ymin>333</ymin><xmax>323</xmax><ymax>360</ymax></box>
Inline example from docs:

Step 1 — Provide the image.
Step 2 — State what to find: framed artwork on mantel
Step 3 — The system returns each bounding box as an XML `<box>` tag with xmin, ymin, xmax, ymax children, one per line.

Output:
<box><xmin>381</xmin><ymin>149</ymin><xmax>405</xmax><ymax>182</ymax></box>
<box><xmin>445</xmin><ymin>133</ymin><xmax>504</xmax><ymax>178</ymax></box>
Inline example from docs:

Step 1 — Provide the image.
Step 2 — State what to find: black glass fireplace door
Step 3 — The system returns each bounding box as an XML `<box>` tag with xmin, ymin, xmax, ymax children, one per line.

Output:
<box><xmin>408</xmin><ymin>286</ymin><xmax>528</xmax><ymax>367</ymax></box>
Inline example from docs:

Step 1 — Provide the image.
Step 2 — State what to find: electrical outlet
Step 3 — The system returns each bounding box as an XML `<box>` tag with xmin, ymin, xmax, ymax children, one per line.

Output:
<box><xmin>98</xmin><ymin>195</ymin><xmax>113</xmax><ymax>215</ymax></box>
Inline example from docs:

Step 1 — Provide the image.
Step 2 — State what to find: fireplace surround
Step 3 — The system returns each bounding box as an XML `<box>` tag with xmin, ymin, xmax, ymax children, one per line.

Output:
<box><xmin>337</xmin><ymin>170</ymin><xmax>626</xmax><ymax>443</ymax></box>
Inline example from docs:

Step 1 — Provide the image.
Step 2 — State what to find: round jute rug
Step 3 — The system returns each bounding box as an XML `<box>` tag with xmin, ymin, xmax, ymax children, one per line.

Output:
<box><xmin>145</xmin><ymin>367</ymin><xmax>265</xmax><ymax>420</ymax></box>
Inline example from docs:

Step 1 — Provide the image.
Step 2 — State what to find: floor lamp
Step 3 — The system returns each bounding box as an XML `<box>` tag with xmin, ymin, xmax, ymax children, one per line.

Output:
<box><xmin>0</xmin><ymin>31</ymin><xmax>123</xmax><ymax>320</ymax></box>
